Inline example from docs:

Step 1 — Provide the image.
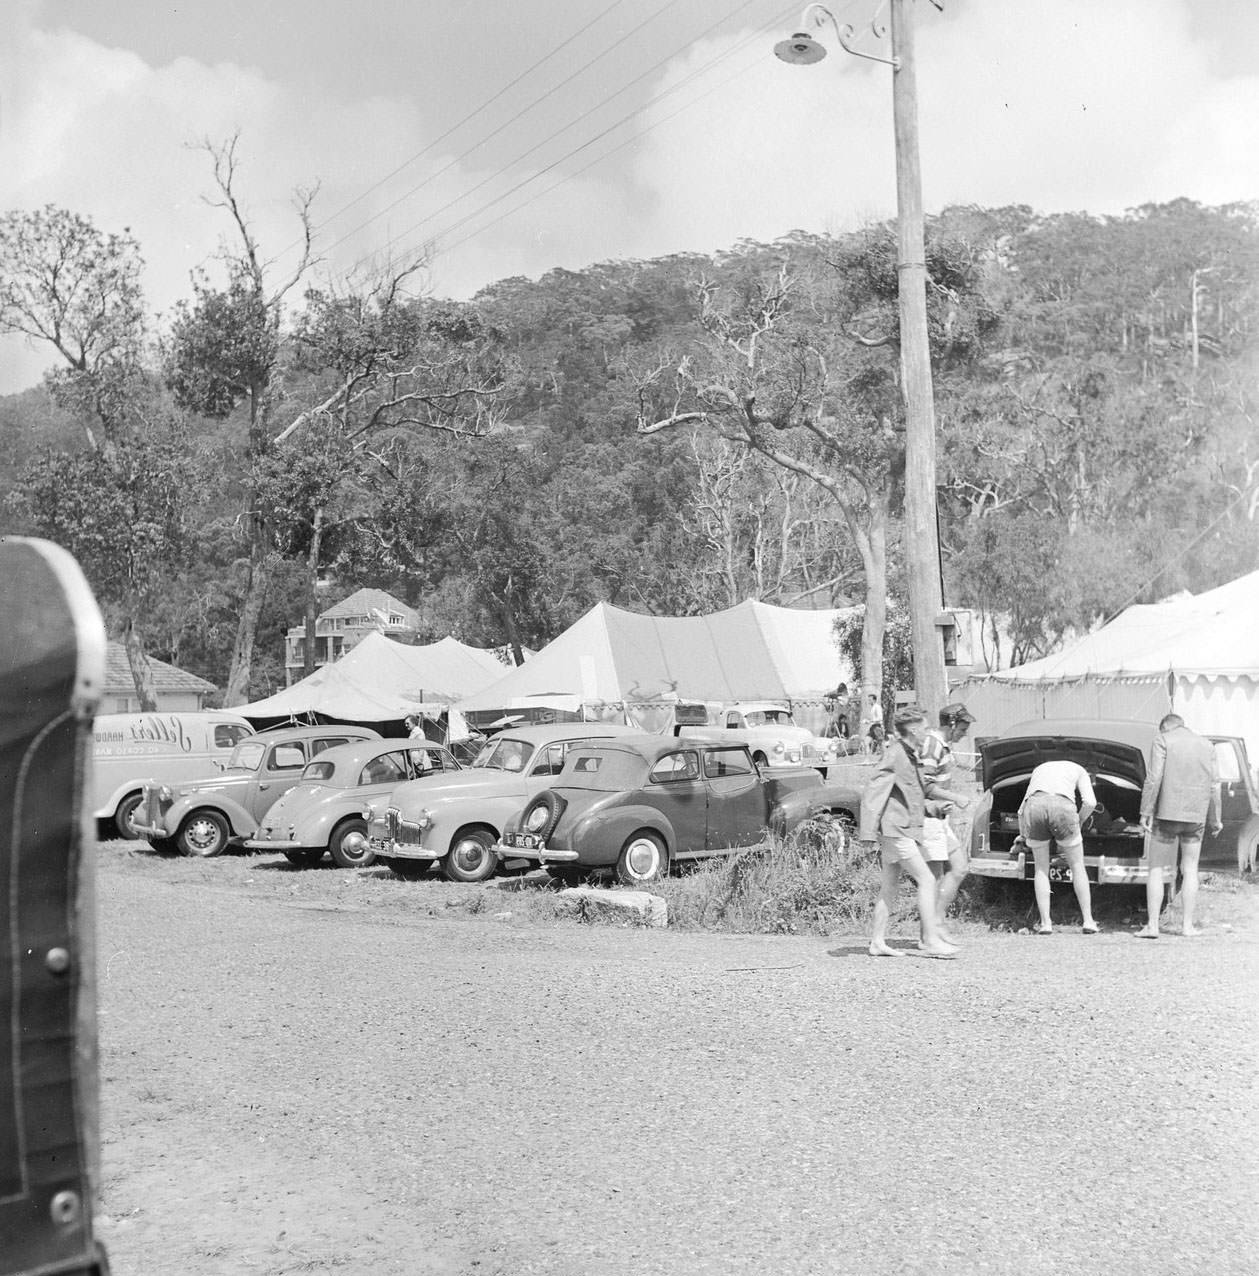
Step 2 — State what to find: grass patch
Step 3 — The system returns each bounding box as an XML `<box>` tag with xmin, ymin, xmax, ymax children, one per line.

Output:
<box><xmin>652</xmin><ymin>818</ymin><xmax>884</xmax><ymax>935</ymax></box>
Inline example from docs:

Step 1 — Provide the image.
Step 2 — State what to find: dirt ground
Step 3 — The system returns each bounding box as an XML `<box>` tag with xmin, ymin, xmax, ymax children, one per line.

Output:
<box><xmin>91</xmin><ymin>840</ymin><xmax>1259</xmax><ymax>1276</ymax></box>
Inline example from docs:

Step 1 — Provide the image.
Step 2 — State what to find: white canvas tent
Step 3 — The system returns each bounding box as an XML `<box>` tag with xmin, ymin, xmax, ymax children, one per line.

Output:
<box><xmin>954</xmin><ymin>569</ymin><xmax>1259</xmax><ymax>760</ymax></box>
<box><xmin>458</xmin><ymin>600</ymin><xmax>856</xmax><ymax>730</ymax></box>
<box><xmin>240</xmin><ymin>632</ymin><xmax>507</xmax><ymax>724</ymax></box>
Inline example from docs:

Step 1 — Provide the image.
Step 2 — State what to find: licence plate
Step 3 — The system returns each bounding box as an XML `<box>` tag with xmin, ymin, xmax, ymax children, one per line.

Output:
<box><xmin>1049</xmin><ymin>865</ymin><xmax>1073</xmax><ymax>882</ymax></box>
<box><xmin>507</xmin><ymin>833</ymin><xmax>547</xmax><ymax>851</ymax></box>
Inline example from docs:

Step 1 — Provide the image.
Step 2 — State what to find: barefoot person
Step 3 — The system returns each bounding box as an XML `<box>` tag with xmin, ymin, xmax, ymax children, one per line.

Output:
<box><xmin>1137</xmin><ymin>713</ymin><xmax>1222</xmax><ymax>938</ymax></box>
<box><xmin>859</xmin><ymin>708</ymin><xmax>957</xmax><ymax>958</ymax></box>
<box><xmin>920</xmin><ymin>702</ymin><xmax>976</xmax><ymax>940</ymax></box>
<box><xmin>1020</xmin><ymin>759</ymin><xmax>1100</xmax><ymax>934</ymax></box>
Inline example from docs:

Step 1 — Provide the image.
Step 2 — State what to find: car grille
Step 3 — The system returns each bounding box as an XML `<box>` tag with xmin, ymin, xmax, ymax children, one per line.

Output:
<box><xmin>386</xmin><ymin>807</ymin><xmax>427</xmax><ymax>847</ymax></box>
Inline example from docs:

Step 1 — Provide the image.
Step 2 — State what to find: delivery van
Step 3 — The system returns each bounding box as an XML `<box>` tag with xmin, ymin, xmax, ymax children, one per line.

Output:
<box><xmin>92</xmin><ymin>711</ymin><xmax>255</xmax><ymax>838</ymax></box>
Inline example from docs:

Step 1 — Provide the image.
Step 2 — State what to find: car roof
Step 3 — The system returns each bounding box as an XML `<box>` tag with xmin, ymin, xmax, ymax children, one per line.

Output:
<box><xmin>305</xmin><ymin>736</ymin><xmax>445</xmax><ymax>767</ymax></box>
<box><xmin>729</xmin><ymin>701</ymin><xmax>790</xmax><ymax>712</ymax></box>
<box><xmin>997</xmin><ymin>719</ymin><xmax>1156</xmax><ymax>751</ymax></box>
<box><xmin>566</xmin><ymin>733</ymin><xmax>750</xmax><ymax>764</ymax></box>
<box><xmin>490</xmin><ymin>722</ymin><xmax>638</xmax><ymax>743</ymax></box>
<box><xmin>251</xmin><ymin>724</ymin><xmax>379</xmax><ymax>742</ymax></box>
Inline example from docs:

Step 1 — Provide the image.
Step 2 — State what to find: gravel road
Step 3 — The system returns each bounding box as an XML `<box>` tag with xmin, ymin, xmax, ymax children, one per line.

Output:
<box><xmin>93</xmin><ymin>846</ymin><xmax>1259</xmax><ymax>1276</ymax></box>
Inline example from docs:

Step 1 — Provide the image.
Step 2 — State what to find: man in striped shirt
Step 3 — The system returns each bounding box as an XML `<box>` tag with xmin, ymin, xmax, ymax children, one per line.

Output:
<box><xmin>919</xmin><ymin>703</ymin><xmax>975</xmax><ymax>941</ymax></box>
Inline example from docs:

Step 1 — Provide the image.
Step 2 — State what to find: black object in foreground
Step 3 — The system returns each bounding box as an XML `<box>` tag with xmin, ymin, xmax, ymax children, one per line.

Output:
<box><xmin>0</xmin><ymin>537</ymin><xmax>110</xmax><ymax>1276</ymax></box>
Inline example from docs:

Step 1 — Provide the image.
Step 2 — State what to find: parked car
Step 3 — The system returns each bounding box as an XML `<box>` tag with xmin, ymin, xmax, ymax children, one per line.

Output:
<box><xmin>689</xmin><ymin>701</ymin><xmax>841</xmax><ymax>773</ymax></box>
<box><xmin>131</xmin><ymin>725</ymin><xmax>379</xmax><ymax>857</ymax></box>
<box><xmin>92</xmin><ymin>710</ymin><xmax>255</xmax><ymax>839</ymax></box>
<box><xmin>968</xmin><ymin>718</ymin><xmax>1259</xmax><ymax>887</ymax></box>
<box><xmin>368</xmin><ymin>723</ymin><xmax>640</xmax><ymax>882</ymax></box>
<box><xmin>247</xmin><ymin>737</ymin><xmax>463</xmax><ymax>867</ymax></box>
<box><xmin>497</xmin><ymin>733</ymin><xmax>865</xmax><ymax>886</ymax></box>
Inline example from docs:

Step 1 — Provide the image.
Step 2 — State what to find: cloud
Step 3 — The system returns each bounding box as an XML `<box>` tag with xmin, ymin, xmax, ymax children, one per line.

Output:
<box><xmin>628</xmin><ymin>0</ymin><xmax>1259</xmax><ymax>255</ymax></box>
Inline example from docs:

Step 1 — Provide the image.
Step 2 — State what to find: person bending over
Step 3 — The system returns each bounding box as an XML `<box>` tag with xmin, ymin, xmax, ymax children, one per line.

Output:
<box><xmin>1020</xmin><ymin>759</ymin><xmax>1100</xmax><ymax>934</ymax></box>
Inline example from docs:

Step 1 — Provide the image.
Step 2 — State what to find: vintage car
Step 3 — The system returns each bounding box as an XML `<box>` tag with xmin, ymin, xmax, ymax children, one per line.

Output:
<box><xmin>689</xmin><ymin>701</ymin><xmax>842</xmax><ymax>773</ymax></box>
<box><xmin>368</xmin><ymin>722</ymin><xmax>639</xmax><ymax>883</ymax></box>
<box><xmin>968</xmin><ymin>718</ymin><xmax>1259</xmax><ymax>887</ymax></box>
<box><xmin>497</xmin><ymin>733</ymin><xmax>865</xmax><ymax>886</ymax></box>
<box><xmin>132</xmin><ymin>724</ymin><xmax>379</xmax><ymax>857</ymax></box>
<box><xmin>247</xmin><ymin>737</ymin><xmax>461</xmax><ymax>868</ymax></box>
<box><xmin>92</xmin><ymin>710</ymin><xmax>255</xmax><ymax>839</ymax></box>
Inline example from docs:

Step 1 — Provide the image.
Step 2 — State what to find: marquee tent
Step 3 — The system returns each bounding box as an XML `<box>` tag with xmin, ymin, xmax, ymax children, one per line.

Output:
<box><xmin>457</xmin><ymin>600</ymin><xmax>855</xmax><ymax>726</ymax></box>
<box><xmin>953</xmin><ymin>569</ymin><xmax>1259</xmax><ymax>760</ymax></box>
<box><xmin>239</xmin><ymin>632</ymin><xmax>507</xmax><ymax>725</ymax></box>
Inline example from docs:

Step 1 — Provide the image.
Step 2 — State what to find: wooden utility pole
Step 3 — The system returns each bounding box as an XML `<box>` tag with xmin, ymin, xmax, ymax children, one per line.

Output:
<box><xmin>889</xmin><ymin>0</ymin><xmax>948</xmax><ymax>713</ymax></box>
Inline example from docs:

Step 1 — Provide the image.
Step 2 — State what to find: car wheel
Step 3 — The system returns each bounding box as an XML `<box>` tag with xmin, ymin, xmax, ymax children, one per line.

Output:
<box><xmin>384</xmin><ymin>857</ymin><xmax>428</xmax><ymax>880</ymax></box>
<box><xmin>443</xmin><ymin>828</ymin><xmax>497</xmax><ymax>883</ymax></box>
<box><xmin>329</xmin><ymin>819</ymin><xmax>374</xmax><ymax>868</ymax></box>
<box><xmin>616</xmin><ymin>831</ymin><xmax>668</xmax><ymax>886</ymax></box>
<box><xmin>284</xmin><ymin>848</ymin><xmax>325</xmax><ymax>867</ymax></box>
<box><xmin>177</xmin><ymin>809</ymin><xmax>230</xmax><ymax>858</ymax></box>
<box><xmin>114</xmin><ymin>791</ymin><xmax>145</xmax><ymax>840</ymax></box>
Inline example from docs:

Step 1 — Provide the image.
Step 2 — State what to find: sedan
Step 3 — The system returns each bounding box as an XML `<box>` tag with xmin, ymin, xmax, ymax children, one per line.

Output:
<box><xmin>247</xmin><ymin>738</ymin><xmax>461</xmax><ymax>868</ymax></box>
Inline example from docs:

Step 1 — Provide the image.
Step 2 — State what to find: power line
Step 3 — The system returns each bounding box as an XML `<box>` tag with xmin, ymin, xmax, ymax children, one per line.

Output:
<box><xmin>324</xmin><ymin>0</ymin><xmax>699</xmax><ymax>260</ymax></box>
<box><xmin>274</xmin><ymin>0</ymin><xmax>634</xmax><ymax>260</ymax></box>
<box><xmin>357</xmin><ymin>0</ymin><xmax>814</xmax><ymax>271</ymax></box>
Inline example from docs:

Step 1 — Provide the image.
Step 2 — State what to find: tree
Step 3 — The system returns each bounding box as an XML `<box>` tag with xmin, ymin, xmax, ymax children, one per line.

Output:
<box><xmin>164</xmin><ymin>132</ymin><xmax>317</xmax><ymax>705</ymax></box>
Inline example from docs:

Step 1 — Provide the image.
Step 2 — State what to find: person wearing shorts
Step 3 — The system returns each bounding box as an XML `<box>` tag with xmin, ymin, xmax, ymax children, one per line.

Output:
<box><xmin>1020</xmin><ymin>759</ymin><xmax>1099</xmax><ymax>934</ymax></box>
<box><xmin>1137</xmin><ymin>713</ymin><xmax>1221</xmax><ymax>938</ymax></box>
<box><xmin>919</xmin><ymin>703</ymin><xmax>976</xmax><ymax>939</ymax></box>
<box><xmin>859</xmin><ymin>707</ymin><xmax>956</xmax><ymax>958</ymax></box>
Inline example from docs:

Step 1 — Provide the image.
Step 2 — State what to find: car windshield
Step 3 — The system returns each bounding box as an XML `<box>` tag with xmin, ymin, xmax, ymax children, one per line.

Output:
<box><xmin>227</xmin><ymin>741</ymin><xmax>266</xmax><ymax>771</ymax></box>
<box><xmin>745</xmin><ymin>709</ymin><xmax>793</xmax><ymax>727</ymax></box>
<box><xmin>301</xmin><ymin>760</ymin><xmax>336</xmax><ymax>782</ymax></box>
<box><xmin>470</xmin><ymin>736</ymin><xmax>535</xmax><ymax>773</ymax></box>
<box><xmin>560</xmin><ymin>750</ymin><xmax>648</xmax><ymax>793</ymax></box>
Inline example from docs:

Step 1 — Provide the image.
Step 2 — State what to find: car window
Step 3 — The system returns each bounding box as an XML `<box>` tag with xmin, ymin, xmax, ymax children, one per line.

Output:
<box><xmin>725</xmin><ymin>713</ymin><xmax>741</xmax><ymax>729</ymax></box>
<box><xmin>572</xmin><ymin>754</ymin><xmax>604</xmax><ymax>774</ymax></box>
<box><xmin>214</xmin><ymin>723</ymin><xmax>251</xmax><ymax>749</ymax></box>
<box><xmin>407</xmin><ymin>747</ymin><xmax>453</xmax><ymax>776</ymax></box>
<box><xmin>302</xmin><ymin>760</ymin><xmax>336</xmax><ymax>782</ymax></box>
<box><xmin>360</xmin><ymin>752</ymin><xmax>409</xmax><ymax>786</ymax></box>
<box><xmin>1214</xmin><ymin>741</ymin><xmax>1242</xmax><ymax>783</ymax></box>
<box><xmin>269</xmin><ymin>743</ymin><xmax>307</xmax><ymax>771</ymax></box>
<box><xmin>228</xmin><ymin>740</ymin><xmax>266</xmax><ymax>771</ymax></box>
<box><xmin>312</xmin><ymin>736</ymin><xmax>353</xmax><ymax>756</ymax></box>
<box><xmin>531</xmin><ymin>743</ymin><xmax>568</xmax><ymax>777</ymax></box>
<box><xmin>471</xmin><ymin>737</ymin><xmax>535</xmax><ymax>773</ymax></box>
<box><xmin>649</xmin><ymin>752</ymin><xmax>700</xmax><ymax>783</ymax></box>
<box><xmin>704</xmin><ymin>747</ymin><xmax>753</xmax><ymax>778</ymax></box>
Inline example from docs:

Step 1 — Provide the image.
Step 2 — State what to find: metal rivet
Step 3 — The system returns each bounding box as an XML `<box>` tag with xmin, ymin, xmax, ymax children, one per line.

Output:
<box><xmin>51</xmin><ymin>1191</ymin><xmax>80</xmax><ymax>1225</ymax></box>
<box><xmin>45</xmin><ymin>948</ymin><xmax>71</xmax><ymax>975</ymax></box>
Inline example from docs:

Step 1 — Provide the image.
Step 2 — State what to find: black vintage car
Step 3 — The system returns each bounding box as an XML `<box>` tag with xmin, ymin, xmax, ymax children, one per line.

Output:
<box><xmin>497</xmin><ymin>732</ymin><xmax>864</xmax><ymax>886</ymax></box>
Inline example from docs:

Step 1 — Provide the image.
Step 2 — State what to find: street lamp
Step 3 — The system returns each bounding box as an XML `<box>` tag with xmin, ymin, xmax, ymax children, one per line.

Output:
<box><xmin>775</xmin><ymin>0</ymin><xmax>949</xmax><ymax>716</ymax></box>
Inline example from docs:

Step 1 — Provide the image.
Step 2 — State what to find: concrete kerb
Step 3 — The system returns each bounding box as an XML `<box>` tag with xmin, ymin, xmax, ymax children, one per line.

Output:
<box><xmin>556</xmin><ymin>885</ymin><xmax>668</xmax><ymax>929</ymax></box>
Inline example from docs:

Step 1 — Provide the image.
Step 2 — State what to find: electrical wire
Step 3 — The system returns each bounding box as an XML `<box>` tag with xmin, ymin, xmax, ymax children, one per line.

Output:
<box><xmin>358</xmin><ymin>0</ymin><xmax>823</xmax><ymax>270</ymax></box>
<box><xmin>323</xmin><ymin>0</ymin><xmax>699</xmax><ymax>260</ymax></box>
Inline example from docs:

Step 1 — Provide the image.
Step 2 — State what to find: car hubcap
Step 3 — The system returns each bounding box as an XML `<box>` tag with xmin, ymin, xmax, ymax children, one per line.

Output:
<box><xmin>340</xmin><ymin>830</ymin><xmax>368</xmax><ymax>861</ymax></box>
<box><xmin>627</xmin><ymin>840</ymin><xmax>658</xmax><ymax>877</ymax></box>
<box><xmin>186</xmin><ymin>819</ymin><xmax>220</xmax><ymax>852</ymax></box>
<box><xmin>452</xmin><ymin>839</ymin><xmax>486</xmax><ymax>872</ymax></box>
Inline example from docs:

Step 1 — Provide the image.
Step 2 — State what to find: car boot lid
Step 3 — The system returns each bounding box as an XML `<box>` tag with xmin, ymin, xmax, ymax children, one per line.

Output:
<box><xmin>983</xmin><ymin>719</ymin><xmax>1151</xmax><ymax>791</ymax></box>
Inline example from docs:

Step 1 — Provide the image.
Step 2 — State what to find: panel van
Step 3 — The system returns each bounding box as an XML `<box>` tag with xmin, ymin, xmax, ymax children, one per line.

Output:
<box><xmin>91</xmin><ymin>711</ymin><xmax>255</xmax><ymax>838</ymax></box>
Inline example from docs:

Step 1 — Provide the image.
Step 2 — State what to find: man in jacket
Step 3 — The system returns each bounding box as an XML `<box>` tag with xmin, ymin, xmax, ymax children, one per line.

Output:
<box><xmin>859</xmin><ymin>707</ymin><xmax>966</xmax><ymax>958</ymax></box>
<box><xmin>1137</xmin><ymin>713</ymin><xmax>1221</xmax><ymax>938</ymax></box>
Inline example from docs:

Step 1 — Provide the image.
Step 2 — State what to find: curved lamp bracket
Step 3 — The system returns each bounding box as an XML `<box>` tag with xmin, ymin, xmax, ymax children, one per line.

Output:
<box><xmin>803</xmin><ymin>2</ymin><xmax>900</xmax><ymax>68</ymax></box>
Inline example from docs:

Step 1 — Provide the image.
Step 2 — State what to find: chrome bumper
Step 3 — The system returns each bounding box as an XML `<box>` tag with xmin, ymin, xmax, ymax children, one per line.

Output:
<box><xmin>969</xmin><ymin>852</ymin><xmax>1175</xmax><ymax>885</ymax></box>
<box><xmin>370</xmin><ymin>837</ymin><xmax>438</xmax><ymax>861</ymax></box>
<box><xmin>493</xmin><ymin>843</ymin><xmax>578</xmax><ymax>863</ymax></box>
<box><xmin>132</xmin><ymin>820</ymin><xmax>171</xmax><ymax>839</ymax></box>
<box><xmin>244</xmin><ymin>835</ymin><xmax>301</xmax><ymax>850</ymax></box>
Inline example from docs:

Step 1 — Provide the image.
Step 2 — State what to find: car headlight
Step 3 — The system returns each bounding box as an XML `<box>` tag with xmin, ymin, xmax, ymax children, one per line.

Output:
<box><xmin>158</xmin><ymin>785</ymin><xmax>173</xmax><ymax>802</ymax></box>
<box><xmin>525</xmin><ymin>804</ymin><xmax>549</xmax><ymax>833</ymax></box>
<box><xmin>362</xmin><ymin>805</ymin><xmax>376</xmax><ymax>820</ymax></box>
<box><xmin>773</xmin><ymin>741</ymin><xmax>785</xmax><ymax>755</ymax></box>
<box><xmin>415</xmin><ymin>808</ymin><xmax>433</xmax><ymax>830</ymax></box>
<box><xmin>288</xmin><ymin>825</ymin><xmax>295</xmax><ymax>840</ymax></box>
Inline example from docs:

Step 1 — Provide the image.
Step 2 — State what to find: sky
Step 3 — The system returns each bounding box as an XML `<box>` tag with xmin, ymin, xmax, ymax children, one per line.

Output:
<box><xmin>2</xmin><ymin>0</ymin><xmax>1257</xmax><ymax>392</ymax></box>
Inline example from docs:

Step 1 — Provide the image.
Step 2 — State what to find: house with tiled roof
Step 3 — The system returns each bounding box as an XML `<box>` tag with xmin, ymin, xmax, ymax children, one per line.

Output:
<box><xmin>283</xmin><ymin>588</ymin><xmax>421</xmax><ymax>685</ymax></box>
<box><xmin>104</xmin><ymin>643</ymin><xmax>217</xmax><ymax>713</ymax></box>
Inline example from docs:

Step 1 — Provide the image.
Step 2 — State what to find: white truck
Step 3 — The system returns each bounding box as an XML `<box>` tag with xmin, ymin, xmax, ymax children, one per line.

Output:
<box><xmin>704</xmin><ymin>702</ymin><xmax>843</xmax><ymax>774</ymax></box>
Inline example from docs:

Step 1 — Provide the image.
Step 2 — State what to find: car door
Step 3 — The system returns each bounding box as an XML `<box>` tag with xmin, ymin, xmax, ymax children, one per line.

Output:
<box><xmin>643</xmin><ymin>750</ymin><xmax>707</xmax><ymax>856</ymax></box>
<box><xmin>248</xmin><ymin>740</ymin><xmax>309</xmax><ymax>819</ymax></box>
<box><xmin>1205</xmin><ymin>737</ymin><xmax>1258</xmax><ymax>867</ymax></box>
<box><xmin>703</xmin><ymin>746</ymin><xmax>770</xmax><ymax>851</ymax></box>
